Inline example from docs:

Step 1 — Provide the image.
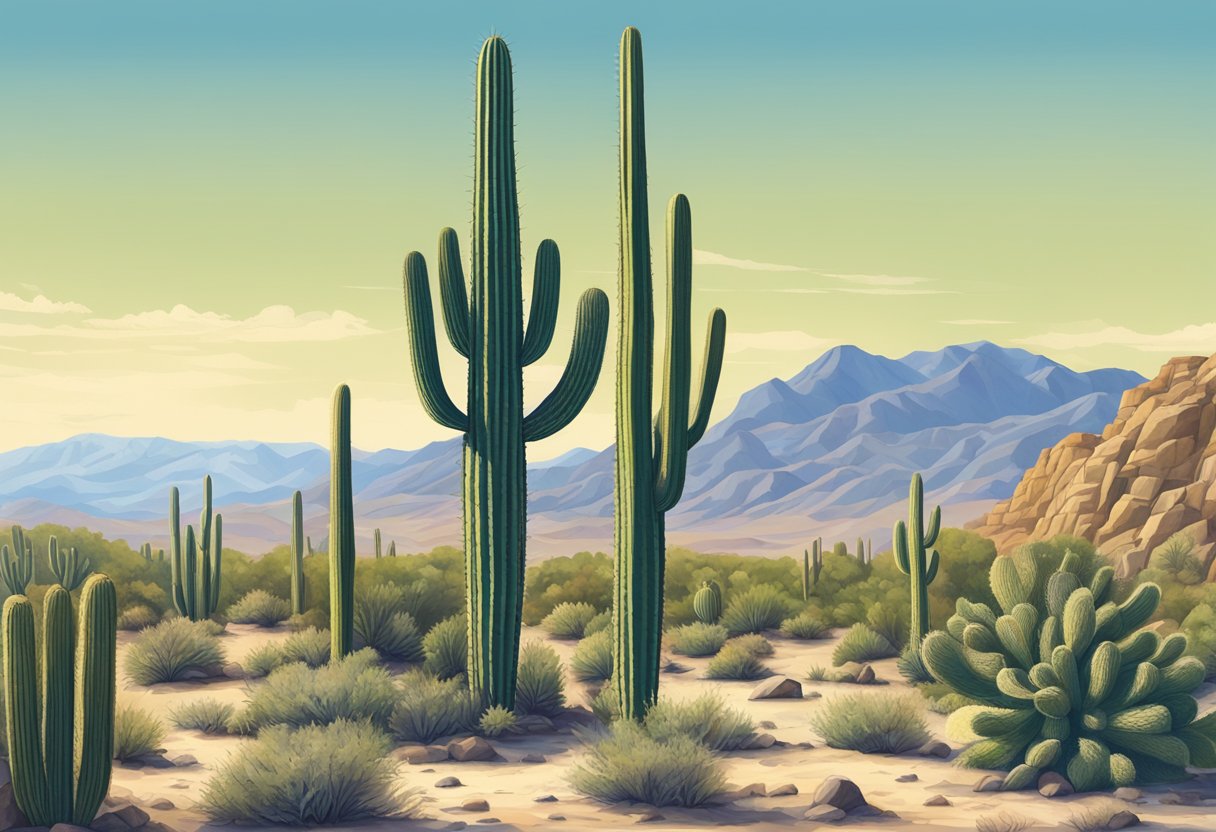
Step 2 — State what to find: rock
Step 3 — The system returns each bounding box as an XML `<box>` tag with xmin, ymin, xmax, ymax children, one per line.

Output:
<box><xmin>0</xmin><ymin>760</ymin><xmax>29</xmax><ymax>832</ymax></box>
<box><xmin>741</xmin><ymin>732</ymin><xmax>776</xmax><ymax>750</ymax></box>
<box><xmin>1106</xmin><ymin>810</ymin><xmax>1140</xmax><ymax>829</ymax></box>
<box><xmin>439</xmin><ymin>824</ymin><xmax>467</xmax><ymax>832</ymax></box>
<box><xmin>661</xmin><ymin>660</ymin><xmax>691</xmax><ymax>674</ymax></box>
<box><xmin>533</xmin><ymin>795</ymin><xmax>558</xmax><ymax>803</ymax></box>
<box><xmin>448</xmin><ymin>737</ymin><xmax>498</xmax><ymax>762</ymax></box>
<box><xmin>459</xmin><ymin>798</ymin><xmax>490</xmax><ymax>813</ymax></box>
<box><xmin>749</xmin><ymin>677</ymin><xmax>803</xmax><ymax>700</ymax></box>
<box><xmin>855</xmin><ymin>664</ymin><xmax>876</xmax><ymax>684</ymax></box>
<box><xmin>1038</xmin><ymin>772</ymin><xmax>1074</xmax><ymax>797</ymax></box>
<box><xmin>519</xmin><ymin>753</ymin><xmax>546</xmax><ymax>764</ymax></box>
<box><xmin>974</xmin><ymin>775</ymin><xmax>1004</xmax><ymax>792</ymax></box>
<box><xmin>811</xmin><ymin>777</ymin><xmax>867</xmax><ymax>813</ymax></box>
<box><xmin>919</xmin><ymin>740</ymin><xmax>951</xmax><ymax>758</ymax></box>
<box><xmin>50</xmin><ymin>826</ymin><xmax>91</xmax><ymax>832</ymax></box>
<box><xmin>895</xmin><ymin>774</ymin><xmax>918</xmax><ymax>783</ymax></box>
<box><xmin>805</xmin><ymin>690</ymin><xmax>822</xmax><ymax>699</ymax></box>
<box><xmin>635</xmin><ymin>811</ymin><xmax>665</xmax><ymax>823</ymax></box>
<box><xmin>400</xmin><ymin>745</ymin><xmax>451</xmax><ymax>764</ymax></box>
<box><xmin>768</xmin><ymin>784</ymin><xmax>798</xmax><ymax>797</ymax></box>
<box><xmin>475</xmin><ymin>819</ymin><xmax>500</xmax><ymax>825</ymax></box>
<box><xmin>923</xmin><ymin>795</ymin><xmax>951</xmax><ymax>806</ymax></box>
<box><xmin>547</xmin><ymin>815</ymin><xmax>566</xmax><ymax>821</ymax></box>
<box><xmin>170</xmin><ymin>753</ymin><xmax>197</xmax><ymax>767</ymax></box>
<box><xmin>147</xmin><ymin>798</ymin><xmax>175</xmax><ymax>810</ymax></box>
<box><xmin>803</xmin><ymin>805</ymin><xmax>846</xmax><ymax>822</ymax></box>
<box><xmin>222</xmin><ymin>662</ymin><xmax>246</xmax><ymax>679</ymax></box>
<box><xmin>176</xmin><ymin>667</ymin><xmax>211</xmax><ymax>681</ymax></box>
<box><xmin>90</xmin><ymin>812</ymin><xmax>137</xmax><ymax>832</ymax></box>
<box><xmin>514</xmin><ymin>715</ymin><xmax>555</xmax><ymax>734</ymax></box>
<box><xmin>758</xmin><ymin>720</ymin><xmax>777</xmax><ymax>729</ymax></box>
<box><xmin>1113</xmin><ymin>787</ymin><xmax>1142</xmax><ymax>802</ymax></box>
<box><xmin>435</xmin><ymin>777</ymin><xmax>463</xmax><ymax>788</ymax></box>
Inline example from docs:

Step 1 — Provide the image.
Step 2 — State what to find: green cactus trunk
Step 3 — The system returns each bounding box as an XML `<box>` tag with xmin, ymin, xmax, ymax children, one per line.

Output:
<box><xmin>894</xmin><ymin>473</ymin><xmax>942</xmax><ymax>642</ymax></box>
<box><xmin>1</xmin><ymin>526</ymin><xmax>34</xmax><ymax>596</ymax></box>
<box><xmin>291</xmin><ymin>490</ymin><xmax>305</xmax><ymax>615</ymax></box>
<box><xmin>330</xmin><ymin>385</ymin><xmax>355</xmax><ymax>659</ymax></box>
<box><xmin>612</xmin><ymin>27</ymin><xmax>727</xmax><ymax>721</ymax></box>
<box><xmin>388</xmin><ymin>540</ymin><xmax>396</xmax><ymax>557</ymax></box>
<box><xmin>692</xmin><ymin>581</ymin><xmax>722</xmax><ymax>624</ymax></box>
<box><xmin>401</xmin><ymin>36</ymin><xmax>609</xmax><ymax>709</ymax></box>
<box><xmin>374</xmin><ymin>528</ymin><xmax>381</xmax><ymax>559</ymax></box>
<box><xmin>169</xmin><ymin>479</ymin><xmax>222</xmax><ymax>621</ymax></box>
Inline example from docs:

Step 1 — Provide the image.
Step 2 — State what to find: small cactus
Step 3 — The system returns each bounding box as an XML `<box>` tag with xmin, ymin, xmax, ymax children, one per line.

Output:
<box><xmin>48</xmin><ymin>535</ymin><xmax>91</xmax><ymax>591</ymax></box>
<box><xmin>1</xmin><ymin>526</ymin><xmax>34</xmax><ymax>595</ymax></box>
<box><xmin>169</xmin><ymin>478</ymin><xmax>223</xmax><ymax>621</ymax></box>
<box><xmin>290</xmin><ymin>490</ymin><xmax>305</xmax><ymax>615</ymax></box>
<box><xmin>692</xmin><ymin>581</ymin><xmax>722</xmax><ymax>624</ymax></box>
<box><xmin>374</xmin><ymin>528</ymin><xmax>382</xmax><ymax>559</ymax></box>
<box><xmin>802</xmin><ymin>539</ymin><xmax>822</xmax><ymax>601</ymax></box>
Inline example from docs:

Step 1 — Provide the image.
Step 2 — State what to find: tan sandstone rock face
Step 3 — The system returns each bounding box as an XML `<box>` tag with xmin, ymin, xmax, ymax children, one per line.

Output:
<box><xmin>972</xmin><ymin>353</ymin><xmax>1216</xmax><ymax>579</ymax></box>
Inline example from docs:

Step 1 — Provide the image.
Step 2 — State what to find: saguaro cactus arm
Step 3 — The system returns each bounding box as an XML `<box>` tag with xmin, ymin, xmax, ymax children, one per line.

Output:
<box><xmin>522</xmin><ymin>288</ymin><xmax>610</xmax><ymax>442</ymax></box>
<box><xmin>403</xmin><ymin>251</ymin><xmax>468</xmax><ymax>431</ymax></box>
<box><xmin>437</xmin><ymin>227</ymin><xmax>471</xmax><ymax>358</ymax></box>
<box><xmin>521</xmin><ymin>239</ymin><xmax>561</xmax><ymax>366</ymax></box>
<box><xmin>687</xmin><ymin>309</ymin><xmax>727</xmax><ymax>446</ymax></box>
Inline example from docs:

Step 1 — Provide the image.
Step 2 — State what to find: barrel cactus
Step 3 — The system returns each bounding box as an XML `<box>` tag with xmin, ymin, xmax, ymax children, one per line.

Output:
<box><xmin>693</xmin><ymin>581</ymin><xmax>722</xmax><ymax>624</ymax></box>
<box><xmin>923</xmin><ymin>548</ymin><xmax>1216</xmax><ymax>791</ymax></box>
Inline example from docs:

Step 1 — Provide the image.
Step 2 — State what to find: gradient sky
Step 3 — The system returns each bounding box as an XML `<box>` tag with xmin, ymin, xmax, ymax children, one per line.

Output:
<box><xmin>1</xmin><ymin>1</ymin><xmax>1213</xmax><ymax>455</ymax></box>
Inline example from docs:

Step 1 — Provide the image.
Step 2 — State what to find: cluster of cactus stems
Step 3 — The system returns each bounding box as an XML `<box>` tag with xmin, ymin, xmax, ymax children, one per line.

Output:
<box><xmin>1</xmin><ymin>526</ymin><xmax>34</xmax><ymax>595</ymax></box>
<box><xmin>802</xmin><ymin>539</ymin><xmax>822</xmax><ymax>601</ymax></box>
<box><xmin>856</xmin><ymin>536</ymin><xmax>872</xmax><ymax>566</ymax></box>
<box><xmin>374</xmin><ymin>528</ymin><xmax>382</xmax><ymax>559</ymax></box>
<box><xmin>48</xmin><ymin>535</ymin><xmax>91</xmax><ymax>591</ymax></box>
<box><xmin>3</xmin><ymin>574</ymin><xmax>117</xmax><ymax>826</ymax></box>
<box><xmin>894</xmin><ymin>473</ymin><xmax>941</xmax><ymax>641</ymax></box>
<box><xmin>402</xmin><ymin>36</ymin><xmax>610</xmax><ymax>708</ymax></box>
<box><xmin>168</xmin><ymin>478</ymin><xmax>223</xmax><ymax>621</ymax></box>
<box><xmin>693</xmin><ymin>580</ymin><xmax>722</xmax><ymax>624</ymax></box>
<box><xmin>611</xmin><ymin>26</ymin><xmax>727</xmax><ymax>721</ymax></box>
<box><xmin>925</xmin><ymin>549</ymin><xmax>1216</xmax><ymax>790</ymax></box>
<box><xmin>387</xmin><ymin>540</ymin><xmax>397</xmax><ymax>557</ymax></box>
<box><xmin>330</xmin><ymin>385</ymin><xmax>355</xmax><ymax>659</ymax></box>
<box><xmin>290</xmin><ymin>490</ymin><xmax>306</xmax><ymax>615</ymax></box>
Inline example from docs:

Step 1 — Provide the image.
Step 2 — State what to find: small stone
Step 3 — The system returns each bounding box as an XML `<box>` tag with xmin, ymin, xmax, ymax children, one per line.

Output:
<box><xmin>147</xmin><ymin>798</ymin><xmax>175</xmax><ymax>810</ymax></box>
<box><xmin>448</xmin><ymin>737</ymin><xmax>498</xmax><ymax>762</ymax></box>
<box><xmin>460</xmin><ymin>798</ymin><xmax>490</xmax><ymax>813</ymax></box>
<box><xmin>519</xmin><ymin>753</ymin><xmax>546</xmax><ymax>764</ymax></box>
<box><xmin>222</xmin><ymin>662</ymin><xmax>246</xmax><ymax>679</ymax></box>
<box><xmin>400</xmin><ymin>745</ymin><xmax>450</xmax><ymax>764</ymax></box>
<box><xmin>795</xmin><ymin>741</ymin><xmax>815</xmax><ymax>749</ymax></box>
<box><xmin>170</xmin><ymin>753</ymin><xmax>198</xmax><ymax>767</ymax></box>
<box><xmin>749</xmin><ymin>677</ymin><xmax>803</xmax><ymax>700</ymax></box>
<box><xmin>435</xmin><ymin>777</ymin><xmax>463</xmax><ymax>788</ymax></box>
<box><xmin>812</xmin><ymin>777</ymin><xmax>867</xmax><ymax>812</ymax></box>
<box><xmin>475</xmin><ymin>819</ymin><xmax>500</xmax><ymax>825</ymax></box>
<box><xmin>440</xmin><ymin>823</ymin><xmax>467</xmax><ymax>832</ymax></box>
<box><xmin>895</xmin><ymin>774</ymin><xmax>918</xmax><ymax>783</ymax></box>
<box><xmin>919</xmin><ymin>740</ymin><xmax>951</xmax><ymax>758</ymax></box>
<box><xmin>974</xmin><ymin>775</ymin><xmax>1004</xmax><ymax>792</ymax></box>
<box><xmin>515</xmin><ymin>715</ymin><xmax>556</xmax><ymax>734</ymax></box>
<box><xmin>90</xmin><ymin>814</ymin><xmax>133</xmax><ymax>832</ymax></box>
<box><xmin>742</xmin><ymin>732</ymin><xmax>776</xmax><ymax>749</ymax></box>
<box><xmin>534</xmin><ymin>794</ymin><xmax>558</xmax><ymax>802</ymax></box>
<box><xmin>1037</xmin><ymin>772</ymin><xmax>1074</xmax><ymax>798</ymax></box>
<box><xmin>803</xmin><ymin>805</ymin><xmax>846</xmax><ymax>822</ymax></box>
<box><xmin>830</xmin><ymin>662</ymin><xmax>863</xmax><ymax>683</ymax></box>
<box><xmin>1106</xmin><ymin>810</ymin><xmax>1140</xmax><ymax>829</ymax></box>
<box><xmin>923</xmin><ymin>795</ymin><xmax>951</xmax><ymax>806</ymax></box>
<box><xmin>1113</xmin><ymin>787</ymin><xmax>1142</xmax><ymax>802</ymax></box>
<box><xmin>168</xmin><ymin>781</ymin><xmax>190</xmax><ymax>789</ymax></box>
<box><xmin>768</xmin><ymin>783</ymin><xmax>798</xmax><ymax>797</ymax></box>
<box><xmin>635</xmin><ymin>811</ymin><xmax>665</xmax><ymax>823</ymax></box>
<box><xmin>547</xmin><ymin>814</ymin><xmax>566</xmax><ymax>822</ymax></box>
<box><xmin>758</xmin><ymin>720</ymin><xmax>777</xmax><ymax>729</ymax></box>
<box><xmin>855</xmin><ymin>664</ymin><xmax>876</xmax><ymax>684</ymax></box>
<box><xmin>805</xmin><ymin>690</ymin><xmax>822</xmax><ymax>699</ymax></box>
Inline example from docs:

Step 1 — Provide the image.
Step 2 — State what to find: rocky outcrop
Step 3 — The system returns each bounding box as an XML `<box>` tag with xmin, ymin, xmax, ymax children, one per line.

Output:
<box><xmin>974</xmin><ymin>354</ymin><xmax>1216</xmax><ymax>578</ymax></box>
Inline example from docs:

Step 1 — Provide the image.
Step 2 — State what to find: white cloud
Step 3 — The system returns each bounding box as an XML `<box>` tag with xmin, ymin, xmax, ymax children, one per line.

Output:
<box><xmin>944</xmin><ymin>319</ymin><xmax>1014</xmax><ymax>326</ymax></box>
<box><xmin>0</xmin><ymin>291</ymin><xmax>91</xmax><ymax>314</ymax></box>
<box><xmin>832</xmin><ymin>286</ymin><xmax>956</xmax><ymax>296</ymax></box>
<box><xmin>727</xmin><ymin>331</ymin><xmax>837</xmax><ymax>354</ymax></box>
<box><xmin>693</xmin><ymin>249</ymin><xmax>808</xmax><ymax>273</ymax></box>
<box><xmin>1017</xmin><ymin>321</ymin><xmax>1216</xmax><ymax>353</ymax></box>
<box><xmin>819</xmin><ymin>272</ymin><xmax>927</xmax><ymax>287</ymax></box>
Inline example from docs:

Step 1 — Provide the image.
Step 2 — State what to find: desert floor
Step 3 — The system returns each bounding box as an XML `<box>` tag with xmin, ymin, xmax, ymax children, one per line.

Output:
<box><xmin>111</xmin><ymin>624</ymin><xmax>1216</xmax><ymax>832</ymax></box>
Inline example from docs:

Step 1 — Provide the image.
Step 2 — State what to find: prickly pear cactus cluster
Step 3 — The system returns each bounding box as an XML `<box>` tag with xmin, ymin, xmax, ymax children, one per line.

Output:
<box><xmin>924</xmin><ymin>549</ymin><xmax>1216</xmax><ymax>791</ymax></box>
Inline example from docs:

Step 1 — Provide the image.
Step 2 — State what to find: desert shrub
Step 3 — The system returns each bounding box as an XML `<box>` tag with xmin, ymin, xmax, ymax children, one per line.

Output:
<box><xmin>779</xmin><ymin>611</ymin><xmax>829</xmax><ymax>640</ymax></box>
<box><xmin>199</xmin><ymin>720</ymin><xmax>416</xmax><ymax>825</ymax></box>
<box><xmin>921</xmin><ymin>681</ymin><xmax>977</xmax><ymax>715</ymax></box>
<box><xmin>897</xmin><ymin>640</ymin><xmax>935</xmax><ymax>684</ymax></box>
<box><xmin>704</xmin><ymin>644</ymin><xmax>770</xmax><ymax>680</ymax></box>
<box><xmin>171</xmin><ymin>697</ymin><xmax>236</xmax><ymax>734</ymax></box>
<box><xmin>719</xmin><ymin>584</ymin><xmax>794</xmax><ymax>636</ymax></box>
<box><xmin>117</xmin><ymin>605</ymin><xmax>160</xmax><ymax>631</ymax></box>
<box><xmin>231</xmin><ymin>649</ymin><xmax>396</xmax><ymax>734</ymax></box>
<box><xmin>125</xmin><ymin>618</ymin><xmax>225</xmax><ymax>685</ymax></box>
<box><xmin>589</xmin><ymin>682</ymin><xmax>621</xmax><ymax>724</ymax></box>
<box><xmin>811</xmin><ymin>692</ymin><xmax>929</xmax><ymax>753</ymax></box>
<box><xmin>570</xmin><ymin>629</ymin><xmax>613</xmax><ymax>683</ymax></box>
<box><xmin>524</xmin><ymin>550</ymin><xmax>614</xmax><ymax>624</ymax></box>
<box><xmin>389</xmin><ymin>670</ymin><xmax>478</xmax><ymax>744</ymax></box>
<box><xmin>280</xmin><ymin>626</ymin><xmax>332</xmax><ymax>666</ymax></box>
<box><xmin>113</xmin><ymin>703</ymin><xmax>166</xmax><ymax>762</ymax></box>
<box><xmin>1064</xmin><ymin>800</ymin><xmax>1135</xmax><ymax>832</ymax></box>
<box><xmin>642</xmin><ymin>694</ymin><xmax>754</xmax><ymax>752</ymax></box>
<box><xmin>865</xmin><ymin>601</ymin><xmax>907</xmax><ymax>650</ymax></box>
<box><xmin>976</xmin><ymin>812</ymin><xmax>1033</xmax><ymax>832</ymax></box>
<box><xmin>831</xmin><ymin>623</ymin><xmax>897</xmax><ymax>666</ymax></box>
<box><xmin>423</xmin><ymin>614</ymin><xmax>467</xmax><ymax>680</ymax></box>
<box><xmin>355</xmin><ymin>584</ymin><xmax>425</xmax><ymax>661</ymax></box>
<box><xmin>583</xmin><ymin>609</ymin><xmax>611</xmax><ymax>637</ymax></box>
<box><xmin>244</xmin><ymin>644</ymin><xmax>288</xmax><ymax>679</ymax></box>
<box><xmin>515</xmin><ymin>641</ymin><xmax>566</xmax><ymax>717</ymax></box>
<box><xmin>569</xmin><ymin>719</ymin><xmax>725</xmax><ymax>807</ymax></box>
<box><xmin>541</xmin><ymin>602</ymin><xmax>601</xmax><ymax>639</ymax></box>
<box><xmin>925</xmin><ymin>547</ymin><xmax>1216</xmax><ymax>791</ymax></box>
<box><xmin>666</xmin><ymin>622</ymin><xmax>727</xmax><ymax>657</ymax></box>
<box><xmin>1151</xmin><ymin>533</ymin><xmax>1204</xmax><ymax>584</ymax></box>
<box><xmin>479</xmin><ymin>705</ymin><xmax>518</xmax><ymax>738</ymax></box>
<box><xmin>226</xmin><ymin>590</ymin><xmax>291</xmax><ymax>627</ymax></box>
<box><xmin>1182</xmin><ymin>603</ymin><xmax>1216</xmax><ymax>678</ymax></box>
<box><xmin>724</xmin><ymin>633</ymin><xmax>773</xmax><ymax>657</ymax></box>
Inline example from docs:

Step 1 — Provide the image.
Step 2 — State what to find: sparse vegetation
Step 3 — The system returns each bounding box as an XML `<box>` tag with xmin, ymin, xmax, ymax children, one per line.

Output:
<box><xmin>811</xmin><ymin>692</ymin><xmax>929</xmax><ymax>753</ymax></box>
<box><xmin>831</xmin><ymin>623</ymin><xmax>898</xmax><ymax>665</ymax></box>
<box><xmin>704</xmin><ymin>644</ymin><xmax>770</xmax><ymax>680</ymax></box>
<box><xmin>975</xmin><ymin>811</ymin><xmax>1033</xmax><ymax>832</ymax></box>
<box><xmin>897</xmin><ymin>640</ymin><xmax>935</xmax><ymax>684</ymax></box>
<box><xmin>724</xmin><ymin>633</ymin><xmax>773</xmax><ymax>657</ymax></box>
<box><xmin>226</xmin><ymin>590</ymin><xmax>291</xmax><ymax>627</ymax></box>
<box><xmin>389</xmin><ymin>670</ymin><xmax>478</xmax><ymax>744</ymax></box>
<box><xmin>354</xmin><ymin>584</ymin><xmax>425</xmax><ymax>661</ymax></box>
<box><xmin>171</xmin><ymin>697</ymin><xmax>236</xmax><ymax>735</ymax></box>
<box><xmin>114</xmin><ymin>703</ymin><xmax>166</xmax><ymax>762</ymax></box>
<box><xmin>541</xmin><ymin>601</ymin><xmax>601</xmax><ymax>639</ymax></box>
<box><xmin>666</xmin><ymin>622</ymin><xmax>727</xmax><ymax>657</ymax></box>
<box><xmin>423</xmin><ymin>614</ymin><xmax>467</xmax><ymax>680</ymax></box>
<box><xmin>583</xmin><ymin>609</ymin><xmax>611</xmax><ymax>636</ymax></box>
<box><xmin>570</xmin><ymin>629</ymin><xmax>613</xmax><ymax>682</ymax></box>
<box><xmin>479</xmin><ymin>704</ymin><xmax>518</xmax><ymax>737</ymax></box>
<box><xmin>779</xmin><ymin>611</ymin><xmax>829</xmax><ymax>640</ymax></box>
<box><xmin>1064</xmin><ymin>800</ymin><xmax>1135</xmax><ymax>832</ymax></box>
<box><xmin>515</xmin><ymin>641</ymin><xmax>566</xmax><ymax>717</ymax></box>
<box><xmin>642</xmin><ymin>694</ymin><xmax>754</xmax><ymax>752</ymax></box>
<box><xmin>124</xmin><ymin>617</ymin><xmax>225</xmax><ymax>685</ymax></box>
<box><xmin>719</xmin><ymin>584</ymin><xmax>795</xmax><ymax>636</ymax></box>
<box><xmin>117</xmin><ymin>605</ymin><xmax>160</xmax><ymax>631</ymax></box>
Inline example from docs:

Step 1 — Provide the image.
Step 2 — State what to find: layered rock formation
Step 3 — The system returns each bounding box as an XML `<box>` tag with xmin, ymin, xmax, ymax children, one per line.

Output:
<box><xmin>975</xmin><ymin>354</ymin><xmax>1216</xmax><ymax>578</ymax></box>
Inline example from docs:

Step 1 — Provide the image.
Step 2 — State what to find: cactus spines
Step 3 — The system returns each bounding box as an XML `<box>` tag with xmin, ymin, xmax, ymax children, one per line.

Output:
<box><xmin>693</xmin><ymin>581</ymin><xmax>722</xmax><ymax>624</ymax></box>
<box><xmin>3</xmin><ymin>574</ymin><xmax>116</xmax><ymax>826</ymax></box>
<box><xmin>802</xmin><ymin>539</ymin><xmax>823</xmax><ymax>601</ymax></box>
<box><xmin>612</xmin><ymin>26</ymin><xmax>727</xmax><ymax>721</ymax></box>
<box><xmin>401</xmin><ymin>36</ymin><xmax>609</xmax><ymax>708</ymax></box>
<box><xmin>330</xmin><ymin>384</ymin><xmax>355</xmax><ymax>660</ymax></box>
<box><xmin>290</xmin><ymin>490</ymin><xmax>305</xmax><ymax>615</ymax></box>
<box><xmin>374</xmin><ymin>528</ymin><xmax>382</xmax><ymax>559</ymax></box>
<box><xmin>48</xmin><ymin>535</ymin><xmax>91</xmax><ymax>591</ymax></box>
<box><xmin>894</xmin><ymin>473</ymin><xmax>942</xmax><ymax>641</ymax></box>
<box><xmin>1</xmin><ymin>526</ymin><xmax>34</xmax><ymax>595</ymax></box>
<box><xmin>169</xmin><ymin>478</ymin><xmax>222</xmax><ymax>621</ymax></box>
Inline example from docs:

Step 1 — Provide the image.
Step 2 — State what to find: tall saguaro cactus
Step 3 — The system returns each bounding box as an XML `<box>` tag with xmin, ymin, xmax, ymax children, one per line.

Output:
<box><xmin>802</xmin><ymin>539</ymin><xmax>822</xmax><ymax>601</ymax></box>
<box><xmin>330</xmin><ymin>384</ymin><xmax>355</xmax><ymax>660</ymax></box>
<box><xmin>401</xmin><ymin>36</ymin><xmax>610</xmax><ymax>708</ymax></box>
<box><xmin>894</xmin><ymin>473</ymin><xmax>942</xmax><ymax>641</ymax></box>
<box><xmin>291</xmin><ymin>490</ymin><xmax>305</xmax><ymax>615</ymax></box>
<box><xmin>3</xmin><ymin>574</ymin><xmax>117</xmax><ymax>826</ymax></box>
<box><xmin>612</xmin><ymin>27</ymin><xmax>727</xmax><ymax>720</ymax></box>
<box><xmin>169</xmin><ymin>478</ymin><xmax>223</xmax><ymax>621</ymax></box>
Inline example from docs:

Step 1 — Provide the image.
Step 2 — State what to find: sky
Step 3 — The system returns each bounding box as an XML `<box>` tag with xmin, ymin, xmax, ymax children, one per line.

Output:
<box><xmin>1</xmin><ymin>1</ymin><xmax>1213</xmax><ymax>456</ymax></box>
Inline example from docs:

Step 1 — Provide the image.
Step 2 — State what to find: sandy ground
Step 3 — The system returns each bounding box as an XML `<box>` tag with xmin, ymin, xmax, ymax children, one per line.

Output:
<box><xmin>110</xmin><ymin>624</ymin><xmax>1216</xmax><ymax>832</ymax></box>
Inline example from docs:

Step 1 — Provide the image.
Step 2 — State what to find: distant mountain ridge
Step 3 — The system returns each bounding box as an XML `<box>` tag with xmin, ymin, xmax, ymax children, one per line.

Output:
<box><xmin>0</xmin><ymin>342</ymin><xmax>1146</xmax><ymax>556</ymax></box>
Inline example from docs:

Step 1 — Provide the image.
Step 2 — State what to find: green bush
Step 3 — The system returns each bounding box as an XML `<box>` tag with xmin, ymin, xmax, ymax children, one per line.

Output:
<box><xmin>1181</xmin><ymin>603</ymin><xmax>1216</xmax><ymax>678</ymax></box>
<box><xmin>515</xmin><ymin>641</ymin><xmax>566</xmax><ymax>717</ymax></box>
<box><xmin>642</xmin><ymin>694</ymin><xmax>754</xmax><ymax>752</ymax></box>
<box><xmin>355</xmin><ymin>584</ymin><xmax>425</xmax><ymax>661</ymax></box>
<box><xmin>832</xmin><ymin>623</ymin><xmax>897</xmax><ymax>666</ymax></box>
<box><xmin>423</xmin><ymin>614</ymin><xmax>467</xmax><ymax>680</ymax></box>
<box><xmin>244</xmin><ymin>644</ymin><xmax>288</xmax><ymax>679</ymax></box>
<box><xmin>865</xmin><ymin>601</ymin><xmax>908</xmax><ymax>651</ymax></box>
<box><xmin>199</xmin><ymin>720</ymin><xmax>417</xmax><ymax>825</ymax></box>
<box><xmin>570</xmin><ymin>629</ymin><xmax>613</xmax><ymax>683</ymax></box>
<box><xmin>1150</xmin><ymin>533</ymin><xmax>1203</xmax><ymax>584</ymax></box>
<box><xmin>171</xmin><ymin>697</ymin><xmax>236</xmax><ymax>734</ymax></box>
<box><xmin>719</xmin><ymin>584</ymin><xmax>795</xmax><ymax>636</ymax></box>
<box><xmin>226</xmin><ymin>590</ymin><xmax>291</xmax><ymax>627</ymax></box>
<box><xmin>779</xmin><ymin>611</ymin><xmax>829</xmax><ymax>640</ymax></box>
<box><xmin>117</xmin><ymin>605</ymin><xmax>161</xmax><ymax>631</ymax></box>
<box><xmin>114</xmin><ymin>703</ymin><xmax>166</xmax><ymax>762</ymax></box>
<box><xmin>570</xmin><ymin>719</ymin><xmax>725</xmax><ymax>807</ymax></box>
<box><xmin>724</xmin><ymin>633</ymin><xmax>773</xmax><ymax>657</ymax></box>
<box><xmin>389</xmin><ymin>670</ymin><xmax>478</xmax><ymax>744</ymax></box>
<box><xmin>243</xmin><ymin>627</ymin><xmax>331</xmax><ymax>678</ymax></box>
<box><xmin>541</xmin><ymin>601</ymin><xmax>601</xmax><ymax>639</ymax></box>
<box><xmin>667</xmin><ymin>622</ymin><xmax>727</xmax><ymax>657</ymax></box>
<box><xmin>479</xmin><ymin>705</ymin><xmax>518</xmax><ymax>738</ymax></box>
<box><xmin>524</xmin><ymin>550</ymin><xmax>613</xmax><ymax>624</ymax></box>
<box><xmin>583</xmin><ymin>609</ymin><xmax>611</xmax><ymax>637</ymax></box>
<box><xmin>124</xmin><ymin>618</ymin><xmax>225</xmax><ymax>685</ymax></box>
<box><xmin>811</xmin><ymin>691</ymin><xmax>929</xmax><ymax>753</ymax></box>
<box><xmin>704</xmin><ymin>644</ymin><xmax>770</xmax><ymax>680</ymax></box>
<box><xmin>231</xmin><ymin>649</ymin><xmax>397</xmax><ymax>734</ymax></box>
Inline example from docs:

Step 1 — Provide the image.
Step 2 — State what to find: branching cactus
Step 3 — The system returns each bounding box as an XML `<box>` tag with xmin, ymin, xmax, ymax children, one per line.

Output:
<box><xmin>48</xmin><ymin>535</ymin><xmax>91</xmax><ymax>591</ymax></box>
<box><xmin>169</xmin><ymin>477</ymin><xmax>223</xmax><ymax>621</ymax></box>
<box><xmin>802</xmin><ymin>539</ymin><xmax>823</xmax><ymax>601</ymax></box>
<box><xmin>894</xmin><ymin>473</ymin><xmax>942</xmax><ymax>641</ymax></box>
<box><xmin>924</xmin><ymin>549</ymin><xmax>1216</xmax><ymax>791</ymax></box>
<box><xmin>401</xmin><ymin>36</ymin><xmax>609</xmax><ymax>709</ymax></box>
<box><xmin>1</xmin><ymin>526</ymin><xmax>34</xmax><ymax>595</ymax></box>
<box><xmin>330</xmin><ymin>384</ymin><xmax>355</xmax><ymax>659</ymax></box>
<box><xmin>612</xmin><ymin>27</ymin><xmax>727</xmax><ymax>720</ymax></box>
<box><xmin>290</xmin><ymin>489</ymin><xmax>306</xmax><ymax>615</ymax></box>
<box><xmin>693</xmin><ymin>581</ymin><xmax>722</xmax><ymax>624</ymax></box>
<box><xmin>3</xmin><ymin>575</ymin><xmax>117</xmax><ymax>826</ymax></box>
